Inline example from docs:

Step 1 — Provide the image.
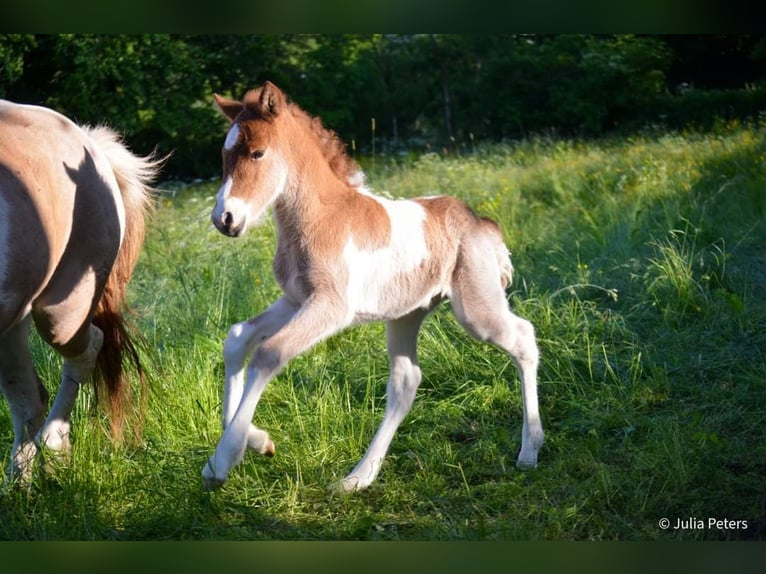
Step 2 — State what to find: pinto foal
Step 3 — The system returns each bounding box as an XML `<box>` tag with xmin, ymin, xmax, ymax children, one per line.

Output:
<box><xmin>203</xmin><ymin>81</ymin><xmax>543</xmax><ymax>493</ymax></box>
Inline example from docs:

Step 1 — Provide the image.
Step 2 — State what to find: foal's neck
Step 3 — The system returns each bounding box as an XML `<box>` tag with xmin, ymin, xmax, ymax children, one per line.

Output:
<box><xmin>274</xmin><ymin>143</ymin><xmax>361</xmax><ymax>231</ymax></box>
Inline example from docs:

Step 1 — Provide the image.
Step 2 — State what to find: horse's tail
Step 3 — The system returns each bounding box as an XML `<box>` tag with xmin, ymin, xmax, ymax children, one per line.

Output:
<box><xmin>86</xmin><ymin>126</ymin><xmax>165</xmax><ymax>441</ymax></box>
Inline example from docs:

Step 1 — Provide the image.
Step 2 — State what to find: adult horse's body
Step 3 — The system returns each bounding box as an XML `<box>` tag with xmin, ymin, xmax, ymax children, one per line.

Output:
<box><xmin>204</xmin><ymin>81</ymin><xmax>543</xmax><ymax>493</ymax></box>
<box><xmin>0</xmin><ymin>100</ymin><xmax>161</xmax><ymax>484</ymax></box>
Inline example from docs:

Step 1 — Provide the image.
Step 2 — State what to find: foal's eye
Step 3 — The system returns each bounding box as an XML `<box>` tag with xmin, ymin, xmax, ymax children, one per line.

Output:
<box><xmin>250</xmin><ymin>150</ymin><xmax>265</xmax><ymax>160</ymax></box>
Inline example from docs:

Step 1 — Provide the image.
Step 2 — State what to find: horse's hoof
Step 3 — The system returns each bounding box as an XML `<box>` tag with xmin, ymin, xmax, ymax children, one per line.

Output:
<box><xmin>246</xmin><ymin>427</ymin><xmax>276</xmax><ymax>457</ymax></box>
<box><xmin>39</xmin><ymin>449</ymin><xmax>72</xmax><ymax>478</ymax></box>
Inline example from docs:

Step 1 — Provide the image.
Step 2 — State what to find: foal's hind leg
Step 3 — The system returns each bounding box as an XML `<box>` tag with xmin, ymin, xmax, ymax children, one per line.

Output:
<box><xmin>0</xmin><ymin>316</ymin><xmax>49</xmax><ymax>485</ymax></box>
<box><xmin>451</xmin><ymin>250</ymin><xmax>544</xmax><ymax>468</ymax></box>
<box><xmin>332</xmin><ymin>308</ymin><xmax>430</xmax><ymax>493</ymax></box>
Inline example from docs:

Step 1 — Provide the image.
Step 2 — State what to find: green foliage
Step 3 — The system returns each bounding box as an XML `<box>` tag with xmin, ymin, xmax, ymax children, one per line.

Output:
<box><xmin>2</xmin><ymin>34</ymin><xmax>766</xmax><ymax>179</ymax></box>
<box><xmin>0</xmin><ymin>35</ymin><xmax>35</xmax><ymax>96</ymax></box>
<box><xmin>1</xmin><ymin>124</ymin><xmax>765</xmax><ymax>540</ymax></box>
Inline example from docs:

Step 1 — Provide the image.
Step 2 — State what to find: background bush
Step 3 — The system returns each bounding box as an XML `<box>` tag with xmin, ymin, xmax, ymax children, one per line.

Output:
<box><xmin>2</xmin><ymin>34</ymin><xmax>765</xmax><ymax>179</ymax></box>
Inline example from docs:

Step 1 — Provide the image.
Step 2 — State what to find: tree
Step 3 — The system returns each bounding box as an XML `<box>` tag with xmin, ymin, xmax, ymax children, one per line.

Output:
<box><xmin>0</xmin><ymin>34</ymin><xmax>35</xmax><ymax>97</ymax></box>
<box><xmin>1</xmin><ymin>34</ymin><xmax>763</xmax><ymax>178</ymax></box>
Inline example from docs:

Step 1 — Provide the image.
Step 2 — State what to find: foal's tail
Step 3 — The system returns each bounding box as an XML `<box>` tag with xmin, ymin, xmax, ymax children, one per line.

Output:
<box><xmin>87</xmin><ymin>126</ymin><xmax>165</xmax><ymax>441</ymax></box>
<box><xmin>479</xmin><ymin>217</ymin><xmax>514</xmax><ymax>290</ymax></box>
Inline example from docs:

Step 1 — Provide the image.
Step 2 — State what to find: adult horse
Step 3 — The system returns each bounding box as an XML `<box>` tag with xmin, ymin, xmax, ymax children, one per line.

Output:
<box><xmin>204</xmin><ymin>81</ymin><xmax>543</xmax><ymax>493</ymax></box>
<box><xmin>0</xmin><ymin>100</ymin><xmax>162</xmax><ymax>484</ymax></box>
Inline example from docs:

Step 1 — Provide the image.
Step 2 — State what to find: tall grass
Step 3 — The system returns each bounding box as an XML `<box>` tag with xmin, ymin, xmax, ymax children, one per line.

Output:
<box><xmin>1</xmin><ymin>123</ymin><xmax>764</xmax><ymax>540</ymax></box>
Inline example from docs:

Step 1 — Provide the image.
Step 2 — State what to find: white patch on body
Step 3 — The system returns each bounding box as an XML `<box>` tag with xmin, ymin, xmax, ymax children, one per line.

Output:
<box><xmin>343</xmin><ymin>197</ymin><xmax>442</xmax><ymax>321</ymax></box>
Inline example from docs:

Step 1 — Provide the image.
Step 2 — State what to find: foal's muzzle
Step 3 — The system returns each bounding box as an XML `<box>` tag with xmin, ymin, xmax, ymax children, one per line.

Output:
<box><xmin>212</xmin><ymin>210</ymin><xmax>245</xmax><ymax>237</ymax></box>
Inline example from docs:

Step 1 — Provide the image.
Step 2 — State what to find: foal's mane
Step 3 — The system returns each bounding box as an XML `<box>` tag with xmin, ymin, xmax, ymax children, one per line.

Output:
<box><xmin>243</xmin><ymin>86</ymin><xmax>361</xmax><ymax>187</ymax></box>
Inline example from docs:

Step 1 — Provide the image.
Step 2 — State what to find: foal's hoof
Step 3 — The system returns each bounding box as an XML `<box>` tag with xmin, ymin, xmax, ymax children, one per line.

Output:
<box><xmin>201</xmin><ymin>459</ymin><xmax>227</xmax><ymax>491</ymax></box>
<box><xmin>202</xmin><ymin>476</ymin><xmax>226</xmax><ymax>491</ymax></box>
<box><xmin>246</xmin><ymin>427</ymin><xmax>276</xmax><ymax>457</ymax></box>
<box><xmin>515</xmin><ymin>455</ymin><xmax>539</xmax><ymax>470</ymax></box>
<box><xmin>328</xmin><ymin>476</ymin><xmax>362</xmax><ymax>495</ymax></box>
<box><xmin>262</xmin><ymin>439</ymin><xmax>276</xmax><ymax>458</ymax></box>
<box><xmin>3</xmin><ymin>471</ymin><xmax>33</xmax><ymax>492</ymax></box>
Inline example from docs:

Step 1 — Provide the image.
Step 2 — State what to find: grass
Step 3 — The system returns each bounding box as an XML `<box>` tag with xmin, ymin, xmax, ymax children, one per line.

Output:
<box><xmin>1</xmin><ymin>122</ymin><xmax>765</xmax><ymax>540</ymax></box>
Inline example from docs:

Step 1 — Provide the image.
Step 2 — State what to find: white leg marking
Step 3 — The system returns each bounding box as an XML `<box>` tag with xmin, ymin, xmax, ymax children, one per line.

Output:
<box><xmin>203</xmin><ymin>366</ymin><xmax>272</xmax><ymax>490</ymax></box>
<box><xmin>449</xmin><ymin>239</ymin><xmax>543</xmax><ymax>470</ymax></box>
<box><xmin>203</xmin><ymin>296</ymin><xmax>349</xmax><ymax>489</ymax></box>
<box><xmin>332</xmin><ymin>310</ymin><xmax>427</xmax><ymax>493</ymax></box>
<box><xmin>38</xmin><ymin>325</ymin><xmax>104</xmax><ymax>455</ymax></box>
<box><xmin>465</xmin><ymin>301</ymin><xmax>543</xmax><ymax>467</ymax></box>
<box><xmin>509</xmin><ymin>317</ymin><xmax>544</xmax><ymax>468</ymax></box>
<box><xmin>221</xmin><ymin>297</ymin><xmax>297</xmax><ymax>456</ymax></box>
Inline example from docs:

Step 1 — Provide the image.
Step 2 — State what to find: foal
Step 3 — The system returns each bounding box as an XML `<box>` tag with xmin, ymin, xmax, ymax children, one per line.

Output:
<box><xmin>204</xmin><ymin>81</ymin><xmax>543</xmax><ymax>493</ymax></box>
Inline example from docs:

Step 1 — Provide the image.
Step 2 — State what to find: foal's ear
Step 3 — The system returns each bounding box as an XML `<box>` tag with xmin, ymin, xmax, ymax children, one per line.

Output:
<box><xmin>258</xmin><ymin>81</ymin><xmax>284</xmax><ymax>118</ymax></box>
<box><xmin>213</xmin><ymin>93</ymin><xmax>243</xmax><ymax>123</ymax></box>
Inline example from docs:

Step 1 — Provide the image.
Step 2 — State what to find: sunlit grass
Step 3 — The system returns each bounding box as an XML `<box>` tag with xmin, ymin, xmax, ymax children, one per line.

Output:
<box><xmin>2</xmin><ymin>123</ymin><xmax>765</xmax><ymax>539</ymax></box>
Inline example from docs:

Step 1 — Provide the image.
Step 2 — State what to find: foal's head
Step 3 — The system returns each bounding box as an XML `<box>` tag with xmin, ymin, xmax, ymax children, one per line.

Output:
<box><xmin>211</xmin><ymin>81</ymin><xmax>290</xmax><ymax>237</ymax></box>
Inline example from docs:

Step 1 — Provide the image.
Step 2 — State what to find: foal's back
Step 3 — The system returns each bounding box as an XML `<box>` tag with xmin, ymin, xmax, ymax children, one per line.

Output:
<box><xmin>344</xmin><ymin>192</ymin><xmax>509</xmax><ymax>321</ymax></box>
<box><xmin>275</xmin><ymin>175</ymin><xmax>510</xmax><ymax>325</ymax></box>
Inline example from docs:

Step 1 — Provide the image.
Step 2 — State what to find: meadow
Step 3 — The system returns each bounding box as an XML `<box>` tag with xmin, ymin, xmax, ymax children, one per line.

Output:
<box><xmin>1</xmin><ymin>123</ymin><xmax>764</xmax><ymax>540</ymax></box>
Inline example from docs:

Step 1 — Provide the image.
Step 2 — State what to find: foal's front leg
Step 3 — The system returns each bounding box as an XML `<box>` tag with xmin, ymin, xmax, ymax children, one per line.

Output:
<box><xmin>203</xmin><ymin>296</ymin><xmax>348</xmax><ymax>490</ymax></box>
<box><xmin>221</xmin><ymin>297</ymin><xmax>298</xmax><ymax>457</ymax></box>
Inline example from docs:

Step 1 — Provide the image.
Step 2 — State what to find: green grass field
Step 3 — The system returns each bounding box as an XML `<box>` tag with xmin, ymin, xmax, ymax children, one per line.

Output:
<box><xmin>1</xmin><ymin>123</ymin><xmax>765</xmax><ymax>540</ymax></box>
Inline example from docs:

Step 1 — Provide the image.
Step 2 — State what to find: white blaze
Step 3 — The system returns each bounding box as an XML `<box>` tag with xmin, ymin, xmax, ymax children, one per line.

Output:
<box><xmin>224</xmin><ymin>124</ymin><xmax>240</xmax><ymax>151</ymax></box>
<box><xmin>218</xmin><ymin>175</ymin><xmax>233</xmax><ymax>201</ymax></box>
<box><xmin>212</xmin><ymin>152</ymin><xmax>290</xmax><ymax>234</ymax></box>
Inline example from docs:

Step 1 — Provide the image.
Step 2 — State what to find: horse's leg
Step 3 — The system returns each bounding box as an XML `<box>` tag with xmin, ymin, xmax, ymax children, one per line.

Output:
<box><xmin>450</xmin><ymin>243</ymin><xmax>544</xmax><ymax>468</ymax></box>
<box><xmin>31</xmin><ymin>268</ymin><xmax>107</xmax><ymax>464</ymax></box>
<box><xmin>221</xmin><ymin>296</ymin><xmax>297</xmax><ymax>455</ymax></box>
<box><xmin>332</xmin><ymin>307</ymin><xmax>430</xmax><ymax>493</ymax></box>
<box><xmin>0</xmin><ymin>315</ymin><xmax>49</xmax><ymax>485</ymax></box>
<box><xmin>36</xmin><ymin>323</ymin><xmax>103</xmax><ymax>458</ymax></box>
<box><xmin>203</xmin><ymin>295</ymin><xmax>349</xmax><ymax>490</ymax></box>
